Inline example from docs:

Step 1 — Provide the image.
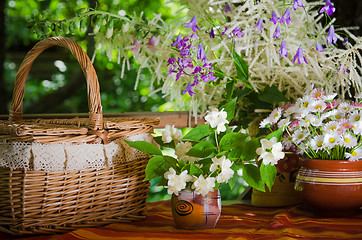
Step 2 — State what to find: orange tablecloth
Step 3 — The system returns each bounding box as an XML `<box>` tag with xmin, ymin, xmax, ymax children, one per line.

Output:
<box><xmin>2</xmin><ymin>200</ymin><xmax>362</xmax><ymax>240</ymax></box>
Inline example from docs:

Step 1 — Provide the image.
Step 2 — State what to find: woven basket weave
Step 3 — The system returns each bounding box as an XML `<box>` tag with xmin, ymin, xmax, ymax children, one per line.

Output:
<box><xmin>0</xmin><ymin>37</ymin><xmax>159</xmax><ymax>235</ymax></box>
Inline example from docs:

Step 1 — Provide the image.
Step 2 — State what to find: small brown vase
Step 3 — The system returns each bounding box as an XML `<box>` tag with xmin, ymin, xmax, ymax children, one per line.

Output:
<box><xmin>252</xmin><ymin>153</ymin><xmax>300</xmax><ymax>207</ymax></box>
<box><xmin>295</xmin><ymin>158</ymin><xmax>362</xmax><ymax>217</ymax></box>
<box><xmin>171</xmin><ymin>189</ymin><xmax>221</xmax><ymax>229</ymax></box>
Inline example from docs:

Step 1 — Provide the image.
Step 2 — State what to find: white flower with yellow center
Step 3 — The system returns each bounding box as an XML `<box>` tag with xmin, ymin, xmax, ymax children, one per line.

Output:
<box><xmin>323</xmin><ymin>121</ymin><xmax>339</xmax><ymax>133</ymax></box>
<box><xmin>310</xmin><ymin>135</ymin><xmax>325</xmax><ymax>152</ymax></box>
<box><xmin>345</xmin><ymin>148</ymin><xmax>362</xmax><ymax>161</ymax></box>
<box><xmin>277</xmin><ymin>117</ymin><xmax>290</xmax><ymax>129</ymax></box>
<box><xmin>323</xmin><ymin>132</ymin><xmax>339</xmax><ymax>148</ymax></box>
<box><xmin>338</xmin><ymin>102</ymin><xmax>354</xmax><ymax>113</ymax></box>
<box><xmin>192</xmin><ymin>175</ymin><xmax>216</xmax><ymax>196</ymax></box>
<box><xmin>267</xmin><ymin>107</ymin><xmax>283</xmax><ymax>124</ymax></box>
<box><xmin>340</xmin><ymin>133</ymin><xmax>357</xmax><ymax>148</ymax></box>
<box><xmin>205</xmin><ymin>108</ymin><xmax>229</xmax><ymax>134</ymax></box>
<box><xmin>349</xmin><ymin>111</ymin><xmax>362</xmax><ymax>125</ymax></box>
<box><xmin>291</xmin><ymin>129</ymin><xmax>309</xmax><ymax>144</ymax></box>
<box><xmin>310</xmin><ymin>100</ymin><xmax>327</xmax><ymax>113</ymax></box>
<box><xmin>334</xmin><ymin>110</ymin><xmax>344</xmax><ymax>120</ymax></box>
<box><xmin>299</xmin><ymin>114</ymin><xmax>317</xmax><ymax>127</ymax></box>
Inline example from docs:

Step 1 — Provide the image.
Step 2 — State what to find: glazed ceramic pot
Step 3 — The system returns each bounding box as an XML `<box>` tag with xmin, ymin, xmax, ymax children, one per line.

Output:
<box><xmin>171</xmin><ymin>189</ymin><xmax>221</xmax><ymax>229</ymax></box>
<box><xmin>252</xmin><ymin>153</ymin><xmax>301</xmax><ymax>207</ymax></box>
<box><xmin>295</xmin><ymin>158</ymin><xmax>362</xmax><ymax>217</ymax></box>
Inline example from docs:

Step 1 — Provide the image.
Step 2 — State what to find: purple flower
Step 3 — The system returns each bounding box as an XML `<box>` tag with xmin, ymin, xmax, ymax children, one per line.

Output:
<box><xmin>148</xmin><ymin>35</ymin><xmax>160</xmax><ymax>46</ymax></box>
<box><xmin>269</xmin><ymin>12</ymin><xmax>279</xmax><ymax>25</ymax></box>
<box><xmin>191</xmin><ymin>66</ymin><xmax>202</xmax><ymax>74</ymax></box>
<box><xmin>319</xmin><ymin>0</ymin><xmax>335</xmax><ymax>15</ymax></box>
<box><xmin>171</xmin><ymin>34</ymin><xmax>182</xmax><ymax>47</ymax></box>
<box><xmin>191</xmin><ymin>76</ymin><xmax>200</xmax><ymax>86</ymax></box>
<box><xmin>190</xmin><ymin>34</ymin><xmax>199</xmax><ymax>40</ymax></box>
<box><xmin>343</xmin><ymin>38</ymin><xmax>348</xmax><ymax>45</ymax></box>
<box><xmin>175</xmin><ymin>70</ymin><xmax>183</xmax><ymax>81</ymax></box>
<box><xmin>293</xmin><ymin>47</ymin><xmax>308</xmax><ymax>64</ymax></box>
<box><xmin>327</xmin><ymin>26</ymin><xmax>337</xmax><ymax>45</ymax></box>
<box><xmin>197</xmin><ymin>43</ymin><xmax>207</xmax><ymax>63</ymax></box>
<box><xmin>185</xmin><ymin>16</ymin><xmax>200</xmax><ymax>32</ymax></box>
<box><xmin>221</xmin><ymin>27</ymin><xmax>228</xmax><ymax>37</ymax></box>
<box><xmin>280</xmin><ymin>9</ymin><xmax>291</xmax><ymax>25</ymax></box>
<box><xmin>224</xmin><ymin>3</ymin><xmax>232</xmax><ymax>13</ymax></box>
<box><xmin>200</xmin><ymin>72</ymin><xmax>216</xmax><ymax>82</ymax></box>
<box><xmin>273</xmin><ymin>26</ymin><xmax>281</xmax><ymax>39</ymax></box>
<box><xmin>182</xmin><ymin>83</ymin><xmax>195</xmax><ymax>96</ymax></box>
<box><xmin>293</xmin><ymin>0</ymin><xmax>303</xmax><ymax>10</ymax></box>
<box><xmin>167</xmin><ymin>66</ymin><xmax>175</xmax><ymax>77</ymax></box>
<box><xmin>232</xmin><ymin>26</ymin><xmax>244</xmax><ymax>38</ymax></box>
<box><xmin>254</xmin><ymin>18</ymin><xmax>263</xmax><ymax>33</ymax></box>
<box><xmin>179</xmin><ymin>57</ymin><xmax>193</xmax><ymax>68</ymax></box>
<box><xmin>167</xmin><ymin>57</ymin><xmax>175</xmax><ymax>66</ymax></box>
<box><xmin>131</xmin><ymin>39</ymin><xmax>140</xmax><ymax>54</ymax></box>
<box><xmin>210</xmin><ymin>28</ymin><xmax>215</xmax><ymax>38</ymax></box>
<box><xmin>279</xmin><ymin>40</ymin><xmax>288</xmax><ymax>57</ymax></box>
<box><xmin>316</xmin><ymin>42</ymin><xmax>325</xmax><ymax>52</ymax></box>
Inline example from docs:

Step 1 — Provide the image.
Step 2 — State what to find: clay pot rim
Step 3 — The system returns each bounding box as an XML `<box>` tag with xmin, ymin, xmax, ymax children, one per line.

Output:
<box><xmin>300</xmin><ymin>158</ymin><xmax>362</xmax><ymax>171</ymax></box>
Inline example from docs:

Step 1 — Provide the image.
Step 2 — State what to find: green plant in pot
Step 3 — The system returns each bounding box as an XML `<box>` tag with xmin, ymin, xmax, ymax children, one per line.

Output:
<box><xmin>260</xmin><ymin>86</ymin><xmax>362</xmax><ymax>217</ymax></box>
<box><xmin>125</xmin><ymin>99</ymin><xmax>285</xmax><ymax>229</ymax></box>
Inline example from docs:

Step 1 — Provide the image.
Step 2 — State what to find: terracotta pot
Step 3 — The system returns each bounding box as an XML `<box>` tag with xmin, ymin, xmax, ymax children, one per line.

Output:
<box><xmin>171</xmin><ymin>189</ymin><xmax>221</xmax><ymax>229</ymax></box>
<box><xmin>252</xmin><ymin>153</ymin><xmax>301</xmax><ymax>207</ymax></box>
<box><xmin>295</xmin><ymin>158</ymin><xmax>362</xmax><ymax>217</ymax></box>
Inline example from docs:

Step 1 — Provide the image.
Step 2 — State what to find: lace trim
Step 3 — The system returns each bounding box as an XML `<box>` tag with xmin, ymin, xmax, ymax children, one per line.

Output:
<box><xmin>0</xmin><ymin>133</ymin><xmax>154</xmax><ymax>171</ymax></box>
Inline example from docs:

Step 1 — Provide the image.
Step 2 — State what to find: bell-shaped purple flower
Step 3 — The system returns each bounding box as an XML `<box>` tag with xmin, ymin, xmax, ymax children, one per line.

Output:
<box><xmin>280</xmin><ymin>9</ymin><xmax>291</xmax><ymax>25</ymax></box>
<box><xmin>269</xmin><ymin>12</ymin><xmax>279</xmax><ymax>25</ymax></box>
<box><xmin>221</xmin><ymin>27</ymin><xmax>228</xmax><ymax>37</ymax></box>
<box><xmin>209</xmin><ymin>28</ymin><xmax>215</xmax><ymax>38</ymax></box>
<box><xmin>279</xmin><ymin>40</ymin><xmax>288</xmax><ymax>57</ymax></box>
<box><xmin>254</xmin><ymin>18</ymin><xmax>263</xmax><ymax>33</ymax></box>
<box><xmin>197</xmin><ymin>43</ymin><xmax>207</xmax><ymax>63</ymax></box>
<box><xmin>182</xmin><ymin>83</ymin><xmax>195</xmax><ymax>96</ymax></box>
<box><xmin>343</xmin><ymin>38</ymin><xmax>348</xmax><ymax>46</ymax></box>
<box><xmin>232</xmin><ymin>26</ymin><xmax>244</xmax><ymax>38</ymax></box>
<box><xmin>185</xmin><ymin>16</ymin><xmax>200</xmax><ymax>32</ymax></box>
<box><xmin>293</xmin><ymin>47</ymin><xmax>308</xmax><ymax>64</ymax></box>
<box><xmin>148</xmin><ymin>35</ymin><xmax>160</xmax><ymax>46</ymax></box>
<box><xmin>224</xmin><ymin>3</ymin><xmax>232</xmax><ymax>13</ymax></box>
<box><xmin>316</xmin><ymin>42</ymin><xmax>325</xmax><ymax>52</ymax></box>
<box><xmin>273</xmin><ymin>26</ymin><xmax>281</xmax><ymax>39</ymax></box>
<box><xmin>319</xmin><ymin>0</ymin><xmax>335</xmax><ymax>16</ymax></box>
<box><xmin>293</xmin><ymin>0</ymin><xmax>303</xmax><ymax>10</ymax></box>
<box><xmin>327</xmin><ymin>26</ymin><xmax>337</xmax><ymax>45</ymax></box>
<box><xmin>171</xmin><ymin>34</ymin><xmax>182</xmax><ymax>47</ymax></box>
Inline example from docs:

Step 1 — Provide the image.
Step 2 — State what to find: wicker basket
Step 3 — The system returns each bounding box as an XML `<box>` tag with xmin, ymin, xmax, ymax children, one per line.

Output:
<box><xmin>0</xmin><ymin>37</ymin><xmax>160</xmax><ymax>235</ymax></box>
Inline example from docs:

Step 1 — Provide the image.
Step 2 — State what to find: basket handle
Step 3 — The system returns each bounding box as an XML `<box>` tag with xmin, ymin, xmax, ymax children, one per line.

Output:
<box><xmin>9</xmin><ymin>37</ymin><xmax>104</xmax><ymax>131</ymax></box>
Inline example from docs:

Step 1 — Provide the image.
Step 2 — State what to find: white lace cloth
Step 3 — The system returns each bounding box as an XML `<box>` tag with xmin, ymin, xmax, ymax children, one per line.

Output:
<box><xmin>0</xmin><ymin>133</ymin><xmax>154</xmax><ymax>171</ymax></box>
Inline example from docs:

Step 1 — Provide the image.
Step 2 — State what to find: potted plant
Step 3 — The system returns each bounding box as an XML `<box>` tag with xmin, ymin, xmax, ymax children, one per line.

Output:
<box><xmin>125</xmin><ymin>99</ymin><xmax>286</xmax><ymax>229</ymax></box>
<box><xmin>260</xmin><ymin>86</ymin><xmax>362</xmax><ymax>217</ymax></box>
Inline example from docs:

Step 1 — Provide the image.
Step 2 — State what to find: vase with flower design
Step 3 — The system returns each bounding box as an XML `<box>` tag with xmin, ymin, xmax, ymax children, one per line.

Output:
<box><xmin>171</xmin><ymin>189</ymin><xmax>221</xmax><ymax>229</ymax></box>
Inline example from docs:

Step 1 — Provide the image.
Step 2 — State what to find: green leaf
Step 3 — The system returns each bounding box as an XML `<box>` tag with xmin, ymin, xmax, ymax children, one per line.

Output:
<box><xmin>220</xmin><ymin>97</ymin><xmax>237</xmax><ymax>122</ymax></box>
<box><xmin>182</xmin><ymin>125</ymin><xmax>213</xmax><ymax>142</ymax></box>
<box><xmin>228</xmin><ymin>164</ymin><xmax>242</xmax><ymax>190</ymax></box>
<box><xmin>239</xmin><ymin>138</ymin><xmax>261</xmax><ymax>162</ymax></box>
<box><xmin>242</xmin><ymin>164</ymin><xmax>264</xmax><ymax>191</ymax></box>
<box><xmin>153</xmin><ymin>136</ymin><xmax>175</xmax><ymax>149</ymax></box>
<box><xmin>260</xmin><ymin>163</ymin><xmax>277</xmax><ymax>191</ymax></box>
<box><xmin>258</xmin><ymin>85</ymin><xmax>289</xmax><ymax>104</ymax></box>
<box><xmin>145</xmin><ymin>156</ymin><xmax>169</xmax><ymax>180</ymax></box>
<box><xmin>266</xmin><ymin>128</ymin><xmax>284</xmax><ymax>142</ymax></box>
<box><xmin>232</xmin><ymin>48</ymin><xmax>251</xmax><ymax>88</ymax></box>
<box><xmin>163</xmin><ymin>156</ymin><xmax>179</xmax><ymax>170</ymax></box>
<box><xmin>190</xmin><ymin>163</ymin><xmax>203</xmax><ymax>176</ymax></box>
<box><xmin>187</xmin><ymin>141</ymin><xmax>216</xmax><ymax>158</ymax></box>
<box><xmin>220</xmin><ymin>132</ymin><xmax>248</xmax><ymax>151</ymax></box>
<box><xmin>124</xmin><ymin>140</ymin><xmax>162</xmax><ymax>156</ymax></box>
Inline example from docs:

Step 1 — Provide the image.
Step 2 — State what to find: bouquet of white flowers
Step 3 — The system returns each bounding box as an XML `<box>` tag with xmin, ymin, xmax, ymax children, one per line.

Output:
<box><xmin>261</xmin><ymin>86</ymin><xmax>362</xmax><ymax>161</ymax></box>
